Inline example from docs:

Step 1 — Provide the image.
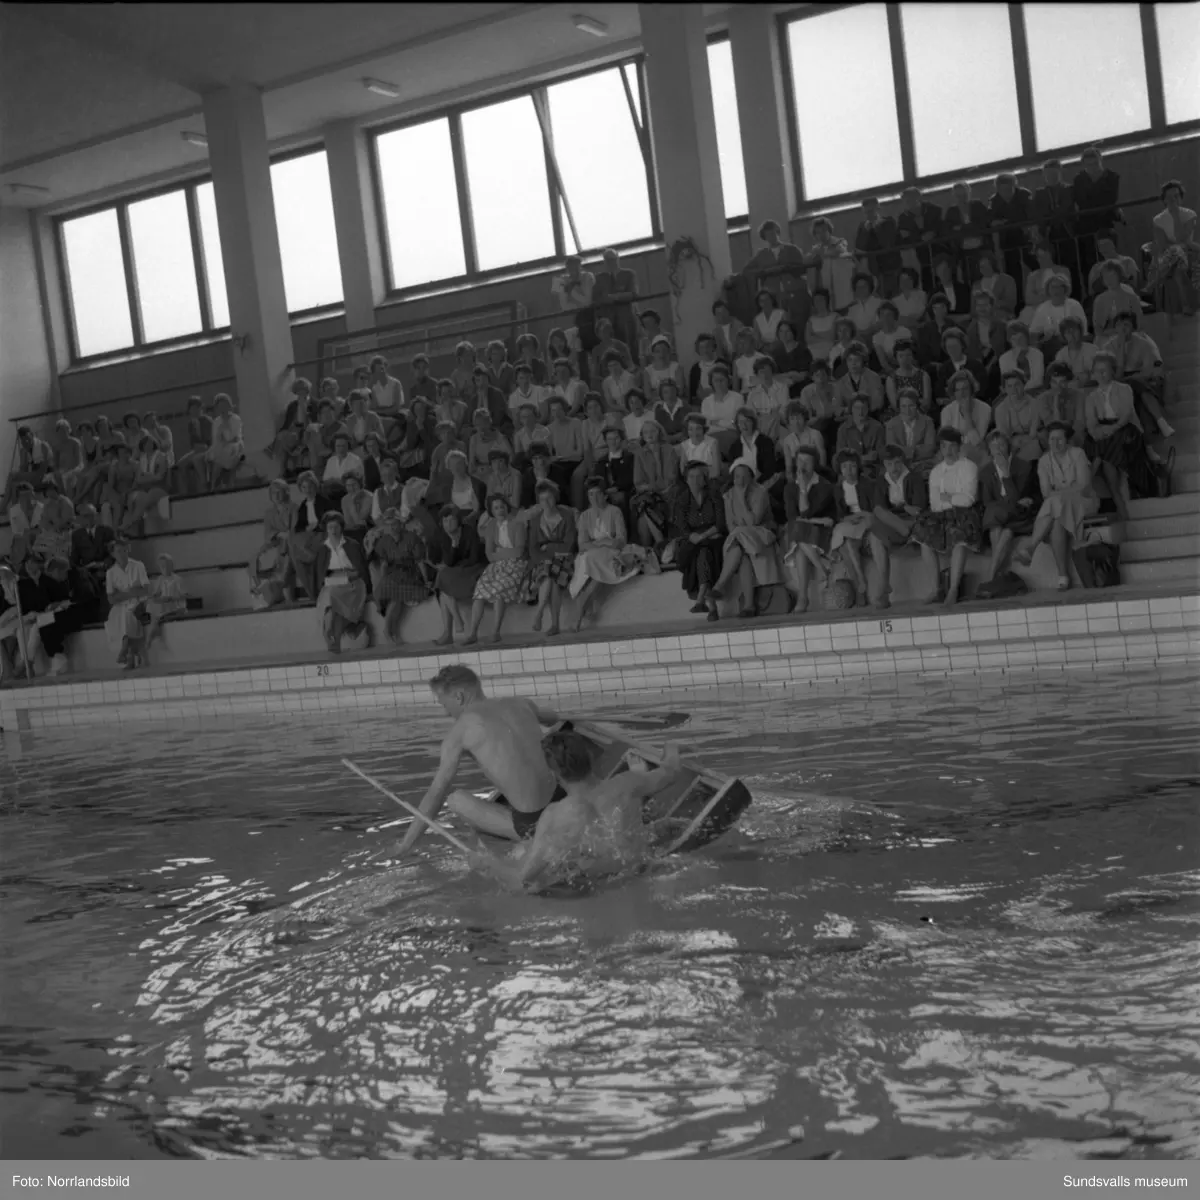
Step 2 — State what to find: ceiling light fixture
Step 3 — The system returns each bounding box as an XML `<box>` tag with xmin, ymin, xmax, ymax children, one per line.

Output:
<box><xmin>363</xmin><ymin>77</ymin><xmax>402</xmax><ymax>99</ymax></box>
<box><xmin>7</xmin><ymin>182</ymin><xmax>51</xmax><ymax>195</ymax></box>
<box><xmin>572</xmin><ymin>13</ymin><xmax>609</xmax><ymax>37</ymax></box>
<box><xmin>181</xmin><ymin>131</ymin><xmax>208</xmax><ymax>148</ymax></box>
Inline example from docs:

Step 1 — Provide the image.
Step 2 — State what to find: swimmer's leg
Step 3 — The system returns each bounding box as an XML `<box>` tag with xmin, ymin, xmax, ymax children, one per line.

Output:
<box><xmin>446</xmin><ymin>789</ymin><xmax>522</xmax><ymax>840</ymax></box>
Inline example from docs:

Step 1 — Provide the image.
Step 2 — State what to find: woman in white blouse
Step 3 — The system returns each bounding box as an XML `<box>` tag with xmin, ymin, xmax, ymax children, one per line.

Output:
<box><xmin>700</xmin><ymin>362</ymin><xmax>744</xmax><ymax>451</ymax></box>
<box><xmin>940</xmin><ymin>370</ymin><xmax>993</xmax><ymax>466</ymax></box>
<box><xmin>998</xmin><ymin>321</ymin><xmax>1045</xmax><ymax>395</ymax></box>
<box><xmin>1145</xmin><ymin>178</ymin><xmax>1198</xmax><ymax>316</ymax></box>
<box><xmin>1081</xmin><ymin>352</ymin><xmax>1156</xmax><ymax>522</ymax></box>
<box><xmin>1030</xmin><ymin>274</ymin><xmax>1087</xmax><ymax>356</ymax></box>
<box><xmin>846</xmin><ymin>273</ymin><xmax>882</xmax><ymax>337</ymax></box>
<box><xmin>910</xmin><ymin>428</ymin><xmax>982</xmax><ymax>606</ymax></box>
<box><xmin>893</xmin><ymin>267</ymin><xmax>928</xmax><ymax>329</ymax></box>
<box><xmin>753</xmin><ymin>289</ymin><xmax>785</xmax><ymax>350</ymax></box>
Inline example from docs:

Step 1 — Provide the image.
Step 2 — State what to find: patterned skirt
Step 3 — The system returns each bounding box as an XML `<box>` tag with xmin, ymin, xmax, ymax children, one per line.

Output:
<box><xmin>529</xmin><ymin>552</ymin><xmax>574</xmax><ymax>590</ymax></box>
<box><xmin>473</xmin><ymin>557</ymin><xmax>529</xmax><ymax>604</ymax></box>
<box><xmin>376</xmin><ymin>563</ymin><xmax>428</xmax><ymax>605</ymax></box>
<box><xmin>910</xmin><ymin>506</ymin><xmax>984</xmax><ymax>554</ymax></box>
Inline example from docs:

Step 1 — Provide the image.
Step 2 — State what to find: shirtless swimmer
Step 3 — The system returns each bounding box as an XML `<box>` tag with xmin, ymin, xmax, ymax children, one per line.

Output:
<box><xmin>398</xmin><ymin>665</ymin><xmax>565</xmax><ymax>855</ymax></box>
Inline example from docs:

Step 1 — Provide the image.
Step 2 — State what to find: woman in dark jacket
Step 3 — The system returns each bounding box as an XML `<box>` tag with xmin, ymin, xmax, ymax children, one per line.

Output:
<box><xmin>288</xmin><ymin>470</ymin><xmax>334</xmax><ymax>600</ymax></box>
<box><xmin>428</xmin><ymin>505</ymin><xmax>485</xmax><ymax>645</ymax></box>
<box><xmin>669</xmin><ymin>459</ymin><xmax>726</xmax><ymax>613</ymax></box>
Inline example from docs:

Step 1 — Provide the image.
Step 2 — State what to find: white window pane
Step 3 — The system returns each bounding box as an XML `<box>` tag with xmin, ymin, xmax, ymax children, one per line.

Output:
<box><xmin>270</xmin><ymin>150</ymin><xmax>343</xmax><ymax>312</ymax></box>
<box><xmin>546</xmin><ymin>68</ymin><xmax>653</xmax><ymax>249</ymax></box>
<box><xmin>194</xmin><ymin>182</ymin><xmax>229</xmax><ymax>329</ymax></box>
<box><xmin>785</xmin><ymin>6</ymin><xmax>903</xmax><ymax>200</ymax></box>
<box><xmin>61</xmin><ymin>209</ymin><xmax>133</xmax><ymax>357</ymax></box>
<box><xmin>376</xmin><ymin>118</ymin><xmax>467</xmax><ymax>289</ymax></box>
<box><xmin>707</xmin><ymin>40</ymin><xmax>748</xmax><ymax>219</ymax></box>
<box><xmin>461</xmin><ymin>95</ymin><xmax>556</xmax><ymax>271</ymax></box>
<box><xmin>1157</xmin><ymin>2</ymin><xmax>1200</xmax><ymax>125</ymax></box>
<box><xmin>1024</xmin><ymin>5</ymin><xmax>1150</xmax><ymax>150</ymax></box>
<box><xmin>903</xmin><ymin>4</ymin><xmax>1024</xmax><ymax>176</ymax></box>
<box><xmin>126</xmin><ymin>189</ymin><xmax>203</xmax><ymax>343</ymax></box>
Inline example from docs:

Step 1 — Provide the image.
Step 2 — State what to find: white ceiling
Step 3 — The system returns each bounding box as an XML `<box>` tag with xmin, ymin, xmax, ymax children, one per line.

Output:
<box><xmin>0</xmin><ymin>2</ymin><xmax>736</xmax><ymax>211</ymax></box>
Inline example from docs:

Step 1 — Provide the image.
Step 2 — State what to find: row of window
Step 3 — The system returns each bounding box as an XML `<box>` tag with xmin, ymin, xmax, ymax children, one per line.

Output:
<box><xmin>59</xmin><ymin>3</ymin><xmax>1198</xmax><ymax>362</ymax></box>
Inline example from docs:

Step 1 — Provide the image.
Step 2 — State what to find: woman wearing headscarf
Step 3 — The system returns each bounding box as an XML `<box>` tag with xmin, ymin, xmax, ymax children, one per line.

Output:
<box><xmin>706</xmin><ymin>458</ymin><xmax>782</xmax><ymax>620</ymax></box>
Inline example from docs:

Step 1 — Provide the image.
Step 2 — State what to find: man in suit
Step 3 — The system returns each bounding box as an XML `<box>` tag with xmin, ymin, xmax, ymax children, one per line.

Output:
<box><xmin>977</xmin><ymin>429</ymin><xmax>1039</xmax><ymax>582</ymax></box>
<box><xmin>884</xmin><ymin>390</ymin><xmax>938</xmax><ymax>474</ymax></box>
<box><xmin>37</xmin><ymin>556</ymin><xmax>103</xmax><ymax>676</ymax></box>
<box><xmin>896</xmin><ymin>186</ymin><xmax>945</xmax><ymax>292</ymax></box>
<box><xmin>855</xmin><ymin>196</ymin><xmax>902</xmax><ymax>296</ymax></box>
<box><xmin>744</xmin><ymin>219</ymin><xmax>812</xmax><ymax>334</ymax></box>
<box><xmin>1072</xmin><ymin>146</ymin><xmax>1122</xmax><ymax>286</ymax></box>
<box><xmin>70</xmin><ymin>503</ymin><xmax>116</xmax><ymax>598</ymax></box>
<box><xmin>989</xmin><ymin>172</ymin><xmax>1035</xmax><ymax>284</ymax></box>
<box><xmin>1032</xmin><ymin>158</ymin><xmax>1080</xmax><ymax>294</ymax></box>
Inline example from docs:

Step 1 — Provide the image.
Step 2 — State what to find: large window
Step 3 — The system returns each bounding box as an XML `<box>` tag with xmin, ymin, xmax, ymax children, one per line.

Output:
<box><xmin>901</xmin><ymin>4</ymin><xmax>1023</xmax><ymax>177</ymax></box>
<box><xmin>784</xmin><ymin>5</ymin><xmax>904</xmax><ymax>200</ymax></box>
<box><xmin>375</xmin><ymin>117</ymin><xmax>467</xmax><ymax>289</ymax></box>
<box><xmin>545</xmin><ymin>65</ymin><xmax>653</xmax><ymax>249</ymax></box>
<box><xmin>707</xmin><ymin>38</ymin><xmax>748</xmax><ymax>220</ymax></box>
<box><xmin>1024</xmin><ymin>4</ymin><xmax>1150</xmax><ymax>149</ymax></box>
<box><xmin>270</xmin><ymin>150</ymin><xmax>343</xmax><ymax>312</ymax></box>
<box><xmin>194</xmin><ymin>181</ymin><xmax>230</xmax><ymax>329</ymax></box>
<box><xmin>1157</xmin><ymin>2</ymin><xmax>1200</xmax><ymax>125</ymax></box>
<box><xmin>126</xmin><ymin>189</ymin><xmax>203</xmax><ymax>344</ymax></box>
<box><xmin>60</xmin><ymin>210</ymin><xmax>133</xmax><ymax>359</ymax></box>
<box><xmin>461</xmin><ymin>95</ymin><xmax>557</xmax><ymax>272</ymax></box>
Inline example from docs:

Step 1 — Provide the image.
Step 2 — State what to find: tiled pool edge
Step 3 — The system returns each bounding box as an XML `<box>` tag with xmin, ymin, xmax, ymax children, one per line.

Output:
<box><xmin>3</xmin><ymin>594</ymin><xmax>1197</xmax><ymax>731</ymax></box>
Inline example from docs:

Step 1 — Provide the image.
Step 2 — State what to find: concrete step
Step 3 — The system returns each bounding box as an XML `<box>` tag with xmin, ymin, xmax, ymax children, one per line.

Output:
<box><xmin>1122</xmin><ymin>557</ymin><xmax>1200</xmax><ymax>586</ymax></box>
<box><xmin>144</xmin><ymin>484</ymin><xmax>271</xmax><ymax>535</ymax></box>
<box><xmin>1173</xmin><ymin>469</ymin><xmax>1200</xmax><ymax>494</ymax></box>
<box><xmin>134</xmin><ymin>521</ymin><xmax>261</xmax><ymax>573</ymax></box>
<box><xmin>1123</xmin><ymin>509</ymin><xmax>1200</xmax><ymax>540</ymax></box>
<box><xmin>1129</xmin><ymin>492</ymin><xmax>1200</xmax><ymax>519</ymax></box>
<box><xmin>178</xmin><ymin>565</ymin><xmax>257</xmax><ymax>612</ymax></box>
<box><xmin>1120</xmin><ymin>534</ymin><xmax>1200</xmax><ymax>563</ymax></box>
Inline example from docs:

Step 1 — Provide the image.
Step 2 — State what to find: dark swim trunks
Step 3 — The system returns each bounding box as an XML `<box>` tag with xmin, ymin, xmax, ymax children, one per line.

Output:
<box><xmin>495</xmin><ymin>784</ymin><xmax>568</xmax><ymax>840</ymax></box>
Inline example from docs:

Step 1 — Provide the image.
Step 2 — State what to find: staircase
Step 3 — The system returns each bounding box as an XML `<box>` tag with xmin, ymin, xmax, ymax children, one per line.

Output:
<box><xmin>1120</xmin><ymin>316</ymin><xmax>1200</xmax><ymax>588</ymax></box>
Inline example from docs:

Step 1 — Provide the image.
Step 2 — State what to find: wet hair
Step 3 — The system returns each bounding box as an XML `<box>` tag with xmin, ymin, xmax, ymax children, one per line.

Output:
<box><xmin>429</xmin><ymin>665</ymin><xmax>483</xmax><ymax>696</ymax></box>
<box><xmin>543</xmin><ymin>730</ymin><xmax>597</xmax><ymax>783</ymax></box>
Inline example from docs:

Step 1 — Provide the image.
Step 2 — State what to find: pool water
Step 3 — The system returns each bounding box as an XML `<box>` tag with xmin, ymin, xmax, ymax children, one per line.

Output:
<box><xmin>1</xmin><ymin>666</ymin><xmax>1198</xmax><ymax>1161</ymax></box>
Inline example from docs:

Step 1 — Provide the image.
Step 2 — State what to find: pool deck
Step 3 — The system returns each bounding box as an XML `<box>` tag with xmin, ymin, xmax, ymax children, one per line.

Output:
<box><xmin>1</xmin><ymin>580</ymin><xmax>1196</xmax><ymax>731</ymax></box>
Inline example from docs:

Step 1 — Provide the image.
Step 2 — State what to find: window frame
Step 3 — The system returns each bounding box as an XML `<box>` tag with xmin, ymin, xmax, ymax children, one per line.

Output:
<box><xmin>369</xmin><ymin>53</ymin><xmax>663</xmax><ymax>303</ymax></box>
<box><xmin>775</xmin><ymin>1</ymin><xmax>1200</xmax><ymax>214</ymax></box>
<box><xmin>55</xmin><ymin>142</ymin><xmax>341</xmax><ymax>366</ymax></box>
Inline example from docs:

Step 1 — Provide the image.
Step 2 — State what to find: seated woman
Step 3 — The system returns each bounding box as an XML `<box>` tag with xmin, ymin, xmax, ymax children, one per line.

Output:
<box><xmin>103</xmin><ymin>538</ymin><xmax>151</xmax><ymax>672</ymax></box>
<box><xmin>579</xmin><ymin>392</ymin><xmax>614</xmax><ymax>473</ymax></box>
<box><xmin>288</xmin><ymin>471</ymin><xmax>334</xmax><ymax>600</ymax></box>
<box><xmin>798</xmin><ymin>359</ymin><xmax>837</xmax><ymax>445</ymax></box>
<box><xmin>745</xmin><ymin>355</ymin><xmax>791</xmax><ymax>439</ymax></box>
<box><xmin>594</xmin><ymin>425</ymin><xmax>636</xmax><ymax>527</ymax></box>
<box><xmin>254</xmin><ymin>478</ymin><xmax>296</xmax><ymax>605</ymax></box>
<box><xmin>526</xmin><ymin>480</ymin><xmax>577</xmax><ymax>637</ymax></box>
<box><xmin>997</xmin><ymin>321</ymin><xmax>1045</xmax><ymax>394</ymax></box>
<box><xmin>866</xmin><ymin>443</ymin><xmax>929</xmax><ymax>608</ymax></box>
<box><xmin>940</xmin><ymin>368</ymin><xmax>993</xmax><ymax>466</ymax></box>
<box><xmin>915</xmin><ymin>293</ymin><xmax>956</xmax><ymax>367</ymax></box>
<box><xmin>71</xmin><ymin>420</ymin><xmax>106</xmax><ymax>508</ymax></box>
<box><xmin>365</xmin><ymin>506</ymin><xmax>429</xmax><ymax>645</ymax></box>
<box><xmin>543</xmin><ymin>396</ymin><xmax>588</xmax><ymax>496</ymax></box>
<box><xmin>700</xmin><ymin>362</ymin><xmax>744</xmax><ymax>451</ymax></box>
<box><xmin>636</xmin><ymin>311</ymin><xmax>672</xmax><ymax>369</ymax></box>
<box><xmin>359</xmin><ymin>431</ymin><xmax>391</xmax><ymax>493</ymax></box>
<box><xmin>804</xmin><ymin>288</ymin><xmax>837</xmax><ymax>364</ymax></box>
<box><xmin>570</xmin><ymin>476</ymin><xmax>646</xmax><ymax>631</ymax></box>
<box><xmin>481</xmin><ymin>446</ymin><xmax>524</xmax><ymax>520</ymax></box>
<box><xmin>462</xmin><ymin>494</ymin><xmax>528</xmax><ymax>645</ymax></box>
<box><xmin>314</xmin><ymin>510</ymin><xmax>373</xmax><ymax>653</ymax></box>
<box><xmin>393</xmin><ymin>398</ymin><xmax>436</xmax><ymax>477</ymax></box>
<box><xmin>514</xmin><ymin>332</ymin><xmax>548</xmax><ymax>387</ymax></box>
<box><xmin>832</xmin><ymin>342</ymin><xmax>885</xmax><ymax>419</ymax></box>
<box><xmin>1103</xmin><ymin>309</ymin><xmax>1175</xmax><ymax>440</ymax></box>
<box><xmin>977</xmin><ymin>429</ymin><xmax>1039</xmax><ymax>582</ymax></box>
<box><xmin>430</xmin><ymin>505</ymin><xmax>485</xmax><ymax>645</ymax></box>
<box><xmin>270</xmin><ymin>400</ymin><xmax>310</xmax><ymax>480</ymax></box>
<box><xmin>100</xmin><ymin>442</ymin><xmax>139</xmax><ymax>531</ymax></box>
<box><xmin>1036</xmin><ymin>361</ymin><xmax>1088</xmax><ymax>449</ymax></box>
<box><xmin>827</xmin><ymin>449</ymin><xmax>881</xmax><ymax>608</ymax></box>
<box><xmin>1145</xmin><ymin>178</ymin><xmax>1198</xmax><ymax>315</ymax></box>
<box><xmin>933</xmin><ymin>327</ymin><xmax>985</xmax><ymax>405</ymax></box>
<box><xmin>451</xmin><ymin>340</ymin><xmax>481</xmax><ymax>401</ymax></box>
<box><xmin>932</xmin><ymin>254</ymin><xmax>971</xmax><ymax>319</ymax></box>
<box><xmin>433</xmin><ymin>376</ymin><xmax>470</xmax><ymax>437</ymax></box>
<box><xmin>1030</xmin><ymin>274</ymin><xmax>1086</xmax><ymax>360</ymax></box>
<box><xmin>773</xmin><ymin>320</ymin><xmax>812</xmax><ymax>396</ymax></box>
<box><xmin>893</xmin><ymin>267</ymin><xmax>928</xmax><ymax>330</ymax></box>
<box><xmin>588</xmin><ymin>317</ymin><xmax>635</xmax><ymax>384</ymax></box>
<box><xmin>1012</xmin><ymin>422</ymin><xmax>1099</xmax><ymax>589</ymax></box>
<box><xmin>671</xmin><ymin>459</ymin><xmax>726</xmax><ymax>614</ymax></box>
<box><xmin>871</xmin><ymin>301</ymin><xmax>907</xmax><ymax>373</ymax></box>
<box><xmin>484</xmin><ymin>339</ymin><xmax>514</xmax><ymax>399</ymax></box>
<box><xmin>910</xmin><ymin>427</ymin><xmax>983</xmax><ymax>606</ymax></box>
<box><xmin>677</xmin><ymin>413</ymin><xmax>722</xmax><ymax>483</ymax></box>
<box><xmin>733</xmin><ymin>326</ymin><xmax>762</xmax><ymax>393</ymax></box>
<box><xmin>1092</xmin><ymin>259</ymin><xmax>1143</xmax><ymax>337</ymax></box>
<box><xmin>340</xmin><ymin>474</ymin><xmax>374</xmax><ymax>541</ymax></box>
<box><xmin>320</xmin><ymin>433</ymin><xmax>363</xmax><ymax>505</ymax></box>
<box><xmin>834</xmin><ymin>395</ymin><xmax>886</xmax><ymax>478</ymax></box>
<box><xmin>1083</xmin><ymin>351</ymin><xmax>1156</xmax><ymax>522</ymax></box>
<box><xmin>304</xmin><ymin>399</ymin><xmax>346</xmax><ymax>479</ymax></box>
<box><xmin>30</xmin><ymin>476</ymin><xmax>74</xmax><ymax>565</ymax></box>
<box><xmin>120</xmin><ymin>434</ymin><xmax>171</xmax><ymax>534</ymax></box>
<box><xmin>1053</xmin><ymin>316</ymin><xmax>1098</xmax><ymax>388</ymax></box>
<box><xmin>631</xmin><ymin>418</ymin><xmax>677</xmax><ymax>550</ymax></box>
<box><xmin>644</xmin><ymin>336</ymin><xmax>686</xmax><ymax>405</ymax></box>
<box><xmin>468</xmin><ymin>367</ymin><xmax>510</xmax><ymax>435</ymax></box>
<box><xmin>1019</xmin><ymin>245</ymin><xmax>1067</xmax><ymax>324</ymax></box>
<box><xmin>828</xmin><ymin>316</ymin><xmax>860</xmax><ymax>377</ymax></box>
<box><xmin>992</xmin><ymin>371</ymin><xmax>1042</xmax><ymax>463</ymax></box>
<box><xmin>688</xmin><ymin>333</ymin><xmax>720</xmax><ymax>403</ymax></box>
<box><xmin>780</xmin><ymin>401</ymin><xmax>827</xmax><ymax>476</ymax></box>
<box><xmin>621</xmin><ymin>388</ymin><xmax>650</xmax><ymax>444</ymax></box>
<box><xmin>206</xmin><ymin>394</ymin><xmax>245</xmax><ymax>491</ymax></box>
<box><xmin>466</xmin><ymin>409</ymin><xmax>513</xmax><ymax>479</ymax></box>
<box><xmin>782</xmin><ymin>445</ymin><xmax>836</xmax><ymax>614</ymax></box>
<box><xmin>752</xmin><ymin>288</ymin><xmax>786</xmax><ymax>351</ymax></box>
<box><xmin>343</xmin><ymin>388</ymin><xmax>386</xmax><ymax>456</ymax></box>
<box><xmin>884</xmin><ymin>337</ymin><xmax>932</xmax><ymax>414</ymax></box>
<box><xmin>972</xmin><ymin>251</ymin><xmax>1018</xmax><ymax>320</ymax></box>
<box><xmin>711</xmin><ymin>297</ymin><xmax>746</xmax><ymax>363</ymax></box>
<box><xmin>707</xmin><ymin>459</ymin><xmax>782</xmax><ymax>619</ymax></box>
<box><xmin>846</xmin><ymin>272</ymin><xmax>883</xmax><ymax>339</ymax></box>
<box><xmin>884</xmin><ymin>388</ymin><xmax>938</xmax><ymax>477</ymax></box>
<box><xmin>725</xmin><ymin>406</ymin><xmax>783</xmax><ymax>497</ymax></box>
<box><xmin>510</xmin><ymin>402</ymin><xmax>551</xmax><ymax>469</ymax></box>
<box><xmin>652</xmin><ymin>377</ymin><xmax>691</xmax><ymax>445</ymax></box>
<box><xmin>601</xmin><ymin>349</ymin><xmax>641</xmax><ymax>413</ymax></box>
<box><xmin>964</xmin><ymin>291</ymin><xmax>1007</xmax><ymax>395</ymax></box>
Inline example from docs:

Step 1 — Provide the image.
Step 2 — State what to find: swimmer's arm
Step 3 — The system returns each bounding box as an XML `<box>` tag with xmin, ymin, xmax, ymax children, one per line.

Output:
<box><xmin>398</xmin><ymin>724</ymin><xmax>465</xmax><ymax>855</ymax></box>
<box><xmin>631</xmin><ymin>743</ymin><xmax>684</xmax><ymax>797</ymax></box>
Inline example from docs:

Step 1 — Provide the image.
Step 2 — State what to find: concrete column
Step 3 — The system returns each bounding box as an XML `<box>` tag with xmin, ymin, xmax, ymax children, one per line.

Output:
<box><xmin>639</xmin><ymin>3</ymin><xmax>733</xmax><ymax>373</ymax></box>
<box><xmin>728</xmin><ymin>6</ymin><xmax>796</xmax><ymax>240</ymax></box>
<box><xmin>201</xmin><ymin>83</ymin><xmax>293</xmax><ymax>458</ymax></box>
<box><xmin>323</xmin><ymin>120</ymin><xmax>386</xmax><ymax>335</ymax></box>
